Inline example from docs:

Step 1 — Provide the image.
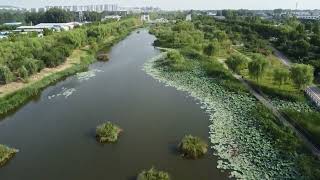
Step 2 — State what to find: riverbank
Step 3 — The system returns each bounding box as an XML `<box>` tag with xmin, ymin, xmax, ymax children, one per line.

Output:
<box><xmin>144</xmin><ymin>52</ymin><xmax>319</xmax><ymax>179</ymax></box>
<box><xmin>0</xmin><ymin>28</ymin><xmax>140</xmax><ymax>116</ymax></box>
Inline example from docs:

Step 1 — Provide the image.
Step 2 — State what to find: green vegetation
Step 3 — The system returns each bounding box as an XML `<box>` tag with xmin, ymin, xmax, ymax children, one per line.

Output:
<box><xmin>290</xmin><ymin>64</ymin><xmax>314</xmax><ymax>89</ymax></box>
<box><xmin>137</xmin><ymin>167</ymin><xmax>170</xmax><ymax>180</ymax></box>
<box><xmin>178</xmin><ymin>135</ymin><xmax>208</xmax><ymax>159</ymax></box>
<box><xmin>96</xmin><ymin>122</ymin><xmax>122</xmax><ymax>143</ymax></box>
<box><xmin>162</xmin><ymin>50</ymin><xmax>191</xmax><ymax>71</ymax></box>
<box><xmin>248</xmin><ymin>54</ymin><xmax>268</xmax><ymax>82</ymax></box>
<box><xmin>149</xmin><ymin>16</ymin><xmax>320</xmax><ymax>179</ymax></box>
<box><xmin>273</xmin><ymin>68</ymin><xmax>290</xmax><ymax>87</ymax></box>
<box><xmin>225</xmin><ymin>54</ymin><xmax>247</xmax><ymax>73</ymax></box>
<box><xmin>283</xmin><ymin>109</ymin><xmax>320</xmax><ymax>145</ymax></box>
<box><xmin>0</xmin><ymin>144</ymin><xmax>18</xmax><ymax>167</ymax></box>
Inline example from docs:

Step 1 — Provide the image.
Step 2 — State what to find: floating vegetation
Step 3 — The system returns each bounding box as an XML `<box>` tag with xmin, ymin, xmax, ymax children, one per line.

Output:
<box><xmin>48</xmin><ymin>87</ymin><xmax>76</xmax><ymax>100</ymax></box>
<box><xmin>96</xmin><ymin>122</ymin><xmax>122</xmax><ymax>143</ymax></box>
<box><xmin>137</xmin><ymin>167</ymin><xmax>170</xmax><ymax>180</ymax></box>
<box><xmin>143</xmin><ymin>53</ymin><xmax>302</xmax><ymax>179</ymax></box>
<box><xmin>178</xmin><ymin>135</ymin><xmax>208</xmax><ymax>159</ymax></box>
<box><xmin>76</xmin><ymin>69</ymin><xmax>103</xmax><ymax>82</ymax></box>
<box><xmin>0</xmin><ymin>144</ymin><xmax>18</xmax><ymax>167</ymax></box>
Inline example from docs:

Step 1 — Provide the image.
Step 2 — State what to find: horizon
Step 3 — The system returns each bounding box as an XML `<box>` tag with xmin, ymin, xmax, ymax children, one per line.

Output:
<box><xmin>0</xmin><ymin>0</ymin><xmax>320</xmax><ymax>10</ymax></box>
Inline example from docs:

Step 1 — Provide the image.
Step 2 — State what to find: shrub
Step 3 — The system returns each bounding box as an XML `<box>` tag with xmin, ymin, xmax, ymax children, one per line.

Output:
<box><xmin>0</xmin><ymin>65</ymin><xmax>14</xmax><ymax>84</ymax></box>
<box><xmin>164</xmin><ymin>50</ymin><xmax>191</xmax><ymax>71</ymax></box>
<box><xmin>97</xmin><ymin>54</ymin><xmax>109</xmax><ymax>61</ymax></box>
<box><xmin>0</xmin><ymin>144</ymin><xmax>18</xmax><ymax>167</ymax></box>
<box><xmin>225</xmin><ymin>54</ymin><xmax>248</xmax><ymax>73</ymax></box>
<box><xmin>24</xmin><ymin>58</ymin><xmax>40</xmax><ymax>74</ymax></box>
<box><xmin>178</xmin><ymin>135</ymin><xmax>208</xmax><ymax>159</ymax></box>
<box><xmin>202</xmin><ymin>60</ymin><xmax>231</xmax><ymax>79</ymax></box>
<box><xmin>137</xmin><ymin>167</ymin><xmax>170</xmax><ymax>180</ymax></box>
<box><xmin>96</xmin><ymin>122</ymin><xmax>122</xmax><ymax>143</ymax></box>
<box><xmin>17</xmin><ymin>66</ymin><xmax>29</xmax><ymax>80</ymax></box>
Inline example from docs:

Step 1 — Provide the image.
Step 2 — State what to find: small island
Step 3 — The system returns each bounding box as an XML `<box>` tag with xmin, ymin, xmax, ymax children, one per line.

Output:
<box><xmin>178</xmin><ymin>135</ymin><xmax>208</xmax><ymax>159</ymax></box>
<box><xmin>96</xmin><ymin>122</ymin><xmax>122</xmax><ymax>143</ymax></box>
<box><xmin>0</xmin><ymin>144</ymin><xmax>18</xmax><ymax>167</ymax></box>
<box><xmin>137</xmin><ymin>167</ymin><xmax>170</xmax><ymax>180</ymax></box>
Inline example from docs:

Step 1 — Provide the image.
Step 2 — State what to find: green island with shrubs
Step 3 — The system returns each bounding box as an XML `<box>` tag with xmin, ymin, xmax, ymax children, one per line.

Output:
<box><xmin>137</xmin><ymin>167</ymin><xmax>170</xmax><ymax>180</ymax></box>
<box><xmin>178</xmin><ymin>135</ymin><xmax>208</xmax><ymax>159</ymax></box>
<box><xmin>96</xmin><ymin>122</ymin><xmax>123</xmax><ymax>143</ymax></box>
<box><xmin>0</xmin><ymin>144</ymin><xmax>18</xmax><ymax>167</ymax></box>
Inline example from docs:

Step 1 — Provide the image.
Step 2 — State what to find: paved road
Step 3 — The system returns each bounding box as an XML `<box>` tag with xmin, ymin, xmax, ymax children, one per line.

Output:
<box><xmin>234</xmin><ymin>74</ymin><xmax>320</xmax><ymax>157</ymax></box>
<box><xmin>272</xmin><ymin>47</ymin><xmax>320</xmax><ymax>108</ymax></box>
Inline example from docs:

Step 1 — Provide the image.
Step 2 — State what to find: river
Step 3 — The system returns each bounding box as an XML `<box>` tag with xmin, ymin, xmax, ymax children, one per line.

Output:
<box><xmin>0</xmin><ymin>29</ymin><xmax>228</xmax><ymax>180</ymax></box>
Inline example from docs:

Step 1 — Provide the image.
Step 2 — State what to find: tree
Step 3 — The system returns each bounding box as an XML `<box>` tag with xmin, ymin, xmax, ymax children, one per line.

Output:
<box><xmin>273</xmin><ymin>68</ymin><xmax>290</xmax><ymax>87</ymax></box>
<box><xmin>248</xmin><ymin>54</ymin><xmax>268</xmax><ymax>81</ymax></box>
<box><xmin>225</xmin><ymin>54</ymin><xmax>247</xmax><ymax>73</ymax></box>
<box><xmin>43</xmin><ymin>8</ymin><xmax>75</xmax><ymax>23</ymax></box>
<box><xmin>290</xmin><ymin>64</ymin><xmax>314</xmax><ymax>89</ymax></box>
<box><xmin>203</xmin><ymin>40</ymin><xmax>220</xmax><ymax>57</ymax></box>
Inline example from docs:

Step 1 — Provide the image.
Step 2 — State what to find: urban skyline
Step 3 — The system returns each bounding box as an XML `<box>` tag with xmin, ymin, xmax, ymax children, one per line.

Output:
<box><xmin>0</xmin><ymin>0</ymin><xmax>320</xmax><ymax>10</ymax></box>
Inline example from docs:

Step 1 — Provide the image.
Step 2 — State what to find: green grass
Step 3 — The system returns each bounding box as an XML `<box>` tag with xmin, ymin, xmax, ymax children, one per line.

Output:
<box><xmin>239</xmin><ymin>54</ymin><xmax>305</xmax><ymax>102</ymax></box>
<box><xmin>137</xmin><ymin>167</ymin><xmax>170</xmax><ymax>180</ymax></box>
<box><xmin>283</xmin><ymin>109</ymin><xmax>320</xmax><ymax>145</ymax></box>
<box><xmin>96</xmin><ymin>122</ymin><xmax>122</xmax><ymax>143</ymax></box>
<box><xmin>0</xmin><ymin>144</ymin><xmax>18</xmax><ymax>167</ymax></box>
<box><xmin>178</xmin><ymin>135</ymin><xmax>208</xmax><ymax>159</ymax></box>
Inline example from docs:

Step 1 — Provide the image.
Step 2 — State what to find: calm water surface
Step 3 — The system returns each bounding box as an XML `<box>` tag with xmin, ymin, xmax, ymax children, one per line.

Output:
<box><xmin>0</xmin><ymin>29</ymin><xmax>228</xmax><ymax>180</ymax></box>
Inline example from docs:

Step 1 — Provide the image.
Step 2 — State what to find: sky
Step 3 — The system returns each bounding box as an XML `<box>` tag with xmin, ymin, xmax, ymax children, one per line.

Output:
<box><xmin>1</xmin><ymin>0</ymin><xmax>320</xmax><ymax>10</ymax></box>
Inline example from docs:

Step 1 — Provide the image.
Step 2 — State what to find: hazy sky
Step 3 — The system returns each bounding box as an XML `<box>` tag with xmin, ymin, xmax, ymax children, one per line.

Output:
<box><xmin>1</xmin><ymin>0</ymin><xmax>320</xmax><ymax>10</ymax></box>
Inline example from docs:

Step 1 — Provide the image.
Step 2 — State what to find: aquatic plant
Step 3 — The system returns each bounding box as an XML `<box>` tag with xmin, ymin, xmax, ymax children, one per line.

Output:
<box><xmin>178</xmin><ymin>135</ymin><xmax>208</xmax><ymax>159</ymax></box>
<box><xmin>0</xmin><ymin>144</ymin><xmax>18</xmax><ymax>167</ymax></box>
<box><xmin>96</xmin><ymin>122</ymin><xmax>122</xmax><ymax>143</ymax></box>
<box><xmin>143</xmin><ymin>53</ymin><xmax>304</xmax><ymax>179</ymax></box>
<box><xmin>137</xmin><ymin>167</ymin><xmax>170</xmax><ymax>180</ymax></box>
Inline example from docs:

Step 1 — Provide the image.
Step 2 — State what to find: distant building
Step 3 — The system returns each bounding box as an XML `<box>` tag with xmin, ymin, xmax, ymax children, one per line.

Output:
<box><xmin>141</xmin><ymin>14</ymin><xmax>150</xmax><ymax>22</ymax></box>
<box><xmin>297</xmin><ymin>15</ymin><xmax>320</xmax><ymax>20</ymax></box>
<box><xmin>45</xmin><ymin>4</ymin><xmax>119</xmax><ymax>12</ymax></box>
<box><xmin>213</xmin><ymin>16</ymin><xmax>226</xmax><ymax>20</ymax></box>
<box><xmin>3</xmin><ymin>22</ymin><xmax>22</xmax><ymax>26</ymax></box>
<box><xmin>17</xmin><ymin>22</ymin><xmax>82</xmax><ymax>33</ymax></box>
<box><xmin>102</xmin><ymin>15</ymin><xmax>121</xmax><ymax>21</ymax></box>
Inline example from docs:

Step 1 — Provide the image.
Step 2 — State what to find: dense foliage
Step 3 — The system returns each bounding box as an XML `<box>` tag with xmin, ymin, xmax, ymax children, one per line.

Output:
<box><xmin>137</xmin><ymin>167</ymin><xmax>170</xmax><ymax>180</ymax></box>
<box><xmin>96</xmin><ymin>122</ymin><xmax>122</xmax><ymax>143</ymax></box>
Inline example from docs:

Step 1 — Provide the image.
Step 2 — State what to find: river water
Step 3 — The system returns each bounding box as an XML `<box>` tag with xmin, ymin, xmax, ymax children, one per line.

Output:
<box><xmin>0</xmin><ymin>29</ymin><xmax>228</xmax><ymax>180</ymax></box>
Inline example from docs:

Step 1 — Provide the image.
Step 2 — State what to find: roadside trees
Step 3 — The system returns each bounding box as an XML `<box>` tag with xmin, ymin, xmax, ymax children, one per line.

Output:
<box><xmin>273</xmin><ymin>68</ymin><xmax>290</xmax><ymax>87</ymax></box>
<box><xmin>225</xmin><ymin>54</ymin><xmax>247</xmax><ymax>74</ymax></box>
<box><xmin>248</xmin><ymin>54</ymin><xmax>268</xmax><ymax>82</ymax></box>
<box><xmin>290</xmin><ymin>64</ymin><xmax>314</xmax><ymax>89</ymax></box>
